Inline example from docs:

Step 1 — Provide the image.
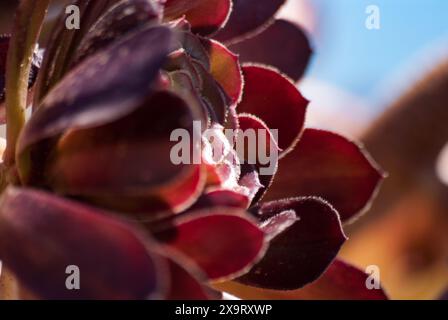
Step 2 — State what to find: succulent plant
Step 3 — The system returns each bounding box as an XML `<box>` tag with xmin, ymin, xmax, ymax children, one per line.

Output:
<box><xmin>0</xmin><ymin>0</ymin><xmax>387</xmax><ymax>299</ymax></box>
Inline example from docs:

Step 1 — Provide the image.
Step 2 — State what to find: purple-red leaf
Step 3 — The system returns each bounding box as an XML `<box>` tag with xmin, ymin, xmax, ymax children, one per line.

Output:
<box><xmin>190</xmin><ymin>189</ymin><xmax>250</xmax><ymax>211</ymax></box>
<box><xmin>72</xmin><ymin>0</ymin><xmax>162</xmax><ymax>66</ymax></box>
<box><xmin>215</xmin><ymin>0</ymin><xmax>286</xmax><ymax>43</ymax></box>
<box><xmin>0</xmin><ymin>187</ymin><xmax>164</xmax><ymax>299</ymax></box>
<box><xmin>239</xmin><ymin>197</ymin><xmax>346</xmax><ymax>290</ymax></box>
<box><xmin>293</xmin><ymin>259</ymin><xmax>389</xmax><ymax>300</ymax></box>
<box><xmin>32</xmin><ymin>91</ymin><xmax>204</xmax><ymax>215</ymax></box>
<box><xmin>229</xmin><ymin>19</ymin><xmax>312</xmax><ymax>82</ymax></box>
<box><xmin>192</xmin><ymin>60</ymin><xmax>229</xmax><ymax>124</ymax></box>
<box><xmin>166</xmin><ymin>257</ymin><xmax>215</xmax><ymax>300</ymax></box>
<box><xmin>156</xmin><ymin>209</ymin><xmax>266</xmax><ymax>281</ymax></box>
<box><xmin>237</xmin><ymin>114</ymin><xmax>279</xmax><ymax>203</ymax></box>
<box><xmin>164</xmin><ymin>0</ymin><xmax>232</xmax><ymax>35</ymax></box>
<box><xmin>265</xmin><ymin>129</ymin><xmax>386</xmax><ymax>222</ymax></box>
<box><xmin>237</xmin><ymin>65</ymin><xmax>308</xmax><ymax>156</ymax></box>
<box><xmin>201</xmin><ymin>39</ymin><xmax>243</xmax><ymax>105</ymax></box>
<box><xmin>18</xmin><ymin>25</ymin><xmax>174</xmax><ymax>154</ymax></box>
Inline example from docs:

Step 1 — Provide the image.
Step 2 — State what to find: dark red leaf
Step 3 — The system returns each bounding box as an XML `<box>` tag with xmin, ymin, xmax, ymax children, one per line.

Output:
<box><xmin>0</xmin><ymin>187</ymin><xmax>165</xmax><ymax>299</ymax></box>
<box><xmin>190</xmin><ymin>189</ymin><xmax>250</xmax><ymax>211</ymax></box>
<box><xmin>34</xmin><ymin>0</ymin><xmax>129</xmax><ymax>104</ymax></box>
<box><xmin>237</xmin><ymin>114</ymin><xmax>279</xmax><ymax>203</ymax></box>
<box><xmin>166</xmin><ymin>256</ymin><xmax>215</xmax><ymax>300</ymax></box>
<box><xmin>237</xmin><ymin>65</ymin><xmax>308</xmax><ymax>156</ymax></box>
<box><xmin>229</xmin><ymin>19</ymin><xmax>312</xmax><ymax>82</ymax></box>
<box><xmin>239</xmin><ymin>197</ymin><xmax>346</xmax><ymax>290</ymax></box>
<box><xmin>18</xmin><ymin>25</ymin><xmax>174</xmax><ymax>154</ymax></box>
<box><xmin>157</xmin><ymin>209</ymin><xmax>266</xmax><ymax>281</ymax></box>
<box><xmin>30</xmin><ymin>91</ymin><xmax>204</xmax><ymax>215</ymax></box>
<box><xmin>214</xmin><ymin>0</ymin><xmax>286</xmax><ymax>43</ymax></box>
<box><xmin>201</xmin><ymin>39</ymin><xmax>243</xmax><ymax>105</ymax></box>
<box><xmin>264</xmin><ymin>129</ymin><xmax>386</xmax><ymax>222</ymax></box>
<box><xmin>164</xmin><ymin>0</ymin><xmax>232</xmax><ymax>35</ymax></box>
<box><xmin>192</xmin><ymin>60</ymin><xmax>229</xmax><ymax>124</ymax></box>
<box><xmin>293</xmin><ymin>259</ymin><xmax>389</xmax><ymax>300</ymax></box>
<box><xmin>72</xmin><ymin>0</ymin><xmax>162</xmax><ymax>66</ymax></box>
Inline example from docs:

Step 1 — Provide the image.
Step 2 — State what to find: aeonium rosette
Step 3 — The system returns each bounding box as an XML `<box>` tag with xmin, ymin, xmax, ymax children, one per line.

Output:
<box><xmin>0</xmin><ymin>0</ymin><xmax>388</xmax><ymax>299</ymax></box>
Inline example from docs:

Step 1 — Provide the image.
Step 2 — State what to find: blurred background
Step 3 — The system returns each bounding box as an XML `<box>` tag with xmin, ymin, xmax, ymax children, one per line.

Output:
<box><xmin>1</xmin><ymin>0</ymin><xmax>447</xmax><ymax>299</ymax></box>
<box><xmin>281</xmin><ymin>0</ymin><xmax>448</xmax><ymax>300</ymax></box>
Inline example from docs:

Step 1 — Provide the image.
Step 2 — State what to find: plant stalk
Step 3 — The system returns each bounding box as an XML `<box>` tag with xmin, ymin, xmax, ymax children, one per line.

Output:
<box><xmin>3</xmin><ymin>0</ymin><xmax>50</xmax><ymax>170</ymax></box>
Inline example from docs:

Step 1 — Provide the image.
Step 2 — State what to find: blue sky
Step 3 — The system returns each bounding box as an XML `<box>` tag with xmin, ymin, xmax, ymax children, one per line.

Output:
<box><xmin>308</xmin><ymin>0</ymin><xmax>448</xmax><ymax>102</ymax></box>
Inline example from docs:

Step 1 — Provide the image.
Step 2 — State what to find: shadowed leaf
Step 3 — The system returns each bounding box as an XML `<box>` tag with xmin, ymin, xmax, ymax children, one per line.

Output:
<box><xmin>0</xmin><ymin>187</ymin><xmax>165</xmax><ymax>300</ymax></box>
<box><xmin>229</xmin><ymin>19</ymin><xmax>312</xmax><ymax>82</ymax></box>
<box><xmin>18</xmin><ymin>25</ymin><xmax>175</xmax><ymax>156</ymax></box>
<box><xmin>32</xmin><ymin>91</ymin><xmax>204</xmax><ymax>215</ymax></box>
<box><xmin>292</xmin><ymin>259</ymin><xmax>389</xmax><ymax>300</ymax></box>
<box><xmin>72</xmin><ymin>0</ymin><xmax>162</xmax><ymax>66</ymax></box>
<box><xmin>215</xmin><ymin>0</ymin><xmax>286</xmax><ymax>43</ymax></box>
<box><xmin>239</xmin><ymin>197</ymin><xmax>346</xmax><ymax>290</ymax></box>
<box><xmin>237</xmin><ymin>114</ymin><xmax>279</xmax><ymax>204</ymax></box>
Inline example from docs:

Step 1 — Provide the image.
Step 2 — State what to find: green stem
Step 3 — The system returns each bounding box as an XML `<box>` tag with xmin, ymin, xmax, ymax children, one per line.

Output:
<box><xmin>3</xmin><ymin>0</ymin><xmax>50</xmax><ymax>169</ymax></box>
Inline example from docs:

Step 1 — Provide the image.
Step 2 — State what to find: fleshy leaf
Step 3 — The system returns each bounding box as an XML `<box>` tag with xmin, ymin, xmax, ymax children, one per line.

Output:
<box><xmin>36</xmin><ymin>91</ymin><xmax>204</xmax><ymax>215</ymax></box>
<box><xmin>0</xmin><ymin>187</ymin><xmax>165</xmax><ymax>299</ymax></box>
<box><xmin>156</xmin><ymin>209</ymin><xmax>266</xmax><ymax>281</ymax></box>
<box><xmin>218</xmin><ymin>259</ymin><xmax>388</xmax><ymax>299</ymax></box>
<box><xmin>201</xmin><ymin>39</ymin><xmax>243</xmax><ymax>105</ymax></box>
<box><xmin>18</xmin><ymin>25</ymin><xmax>175</xmax><ymax>155</ymax></box>
<box><xmin>239</xmin><ymin>197</ymin><xmax>346</xmax><ymax>290</ymax></box>
<box><xmin>189</xmin><ymin>189</ymin><xmax>250</xmax><ymax>210</ymax></box>
<box><xmin>71</xmin><ymin>0</ymin><xmax>162</xmax><ymax>66</ymax></box>
<box><xmin>192</xmin><ymin>60</ymin><xmax>229</xmax><ymax>124</ymax></box>
<box><xmin>166</xmin><ymin>255</ymin><xmax>218</xmax><ymax>300</ymax></box>
<box><xmin>34</xmin><ymin>0</ymin><xmax>124</xmax><ymax>104</ymax></box>
<box><xmin>237</xmin><ymin>114</ymin><xmax>279</xmax><ymax>203</ymax></box>
<box><xmin>229</xmin><ymin>19</ymin><xmax>312</xmax><ymax>82</ymax></box>
<box><xmin>177</xmin><ymin>29</ymin><xmax>210</xmax><ymax>70</ymax></box>
<box><xmin>237</xmin><ymin>65</ymin><xmax>308</xmax><ymax>156</ymax></box>
<box><xmin>214</xmin><ymin>0</ymin><xmax>286</xmax><ymax>43</ymax></box>
<box><xmin>264</xmin><ymin>129</ymin><xmax>386</xmax><ymax>222</ymax></box>
<box><xmin>292</xmin><ymin>259</ymin><xmax>389</xmax><ymax>300</ymax></box>
<box><xmin>164</xmin><ymin>0</ymin><xmax>232</xmax><ymax>35</ymax></box>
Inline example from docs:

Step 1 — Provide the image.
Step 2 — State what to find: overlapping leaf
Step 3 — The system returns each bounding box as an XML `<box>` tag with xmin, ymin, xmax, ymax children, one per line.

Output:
<box><xmin>164</xmin><ymin>0</ymin><xmax>232</xmax><ymax>35</ymax></box>
<box><xmin>239</xmin><ymin>197</ymin><xmax>346</xmax><ymax>290</ymax></box>
<box><xmin>229</xmin><ymin>19</ymin><xmax>312</xmax><ymax>82</ymax></box>
<box><xmin>72</xmin><ymin>0</ymin><xmax>162</xmax><ymax>66</ymax></box>
<box><xmin>156</xmin><ymin>209</ymin><xmax>266</xmax><ymax>281</ymax></box>
<box><xmin>292</xmin><ymin>259</ymin><xmax>389</xmax><ymax>300</ymax></box>
<box><xmin>0</xmin><ymin>187</ymin><xmax>164</xmax><ymax>299</ymax></box>
<box><xmin>215</xmin><ymin>0</ymin><xmax>286</xmax><ymax>43</ymax></box>
<box><xmin>237</xmin><ymin>65</ymin><xmax>308</xmax><ymax>156</ymax></box>
<box><xmin>237</xmin><ymin>114</ymin><xmax>279</xmax><ymax>203</ymax></box>
<box><xmin>201</xmin><ymin>39</ymin><xmax>243</xmax><ymax>105</ymax></box>
<box><xmin>17</xmin><ymin>25</ymin><xmax>175</xmax><ymax>183</ymax></box>
<box><xmin>265</xmin><ymin>129</ymin><xmax>386</xmax><ymax>222</ymax></box>
<box><xmin>42</xmin><ymin>91</ymin><xmax>204</xmax><ymax>214</ymax></box>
